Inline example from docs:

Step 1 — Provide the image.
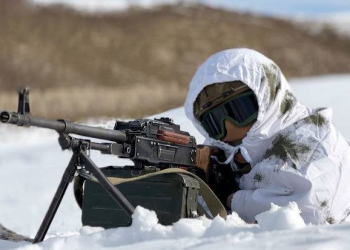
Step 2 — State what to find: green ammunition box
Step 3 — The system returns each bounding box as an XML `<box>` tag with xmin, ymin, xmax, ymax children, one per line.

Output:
<box><xmin>82</xmin><ymin>167</ymin><xmax>200</xmax><ymax>228</ymax></box>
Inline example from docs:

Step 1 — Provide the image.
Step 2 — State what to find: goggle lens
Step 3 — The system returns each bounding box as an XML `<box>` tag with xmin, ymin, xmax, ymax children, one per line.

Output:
<box><xmin>200</xmin><ymin>91</ymin><xmax>258</xmax><ymax>140</ymax></box>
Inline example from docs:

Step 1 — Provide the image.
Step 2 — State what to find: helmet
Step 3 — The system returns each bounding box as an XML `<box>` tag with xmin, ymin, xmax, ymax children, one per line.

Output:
<box><xmin>194</xmin><ymin>81</ymin><xmax>250</xmax><ymax>120</ymax></box>
<box><xmin>193</xmin><ymin>81</ymin><xmax>258</xmax><ymax>140</ymax></box>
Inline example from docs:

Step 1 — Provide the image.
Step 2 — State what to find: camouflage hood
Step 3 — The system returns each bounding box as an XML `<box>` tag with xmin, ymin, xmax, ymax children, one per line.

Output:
<box><xmin>185</xmin><ymin>48</ymin><xmax>350</xmax><ymax>224</ymax></box>
<box><xmin>184</xmin><ymin>48</ymin><xmax>310</xmax><ymax>167</ymax></box>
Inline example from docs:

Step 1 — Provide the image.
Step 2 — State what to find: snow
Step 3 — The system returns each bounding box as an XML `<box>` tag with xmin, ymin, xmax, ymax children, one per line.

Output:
<box><xmin>323</xmin><ymin>12</ymin><xmax>350</xmax><ymax>37</ymax></box>
<box><xmin>27</xmin><ymin>0</ymin><xmax>190</xmax><ymax>13</ymax></box>
<box><xmin>293</xmin><ymin>13</ymin><xmax>350</xmax><ymax>38</ymax></box>
<box><xmin>255</xmin><ymin>203</ymin><xmax>306</xmax><ymax>231</ymax></box>
<box><xmin>289</xmin><ymin>74</ymin><xmax>350</xmax><ymax>140</ymax></box>
<box><xmin>321</xmin><ymin>13</ymin><xmax>350</xmax><ymax>37</ymax></box>
<box><xmin>4</xmin><ymin>206</ymin><xmax>350</xmax><ymax>249</ymax></box>
<box><xmin>0</xmin><ymin>74</ymin><xmax>350</xmax><ymax>249</ymax></box>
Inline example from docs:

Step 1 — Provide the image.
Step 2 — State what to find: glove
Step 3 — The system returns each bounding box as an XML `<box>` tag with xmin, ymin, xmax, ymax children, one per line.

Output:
<box><xmin>196</xmin><ymin>145</ymin><xmax>240</xmax><ymax>208</ymax></box>
<box><xmin>196</xmin><ymin>145</ymin><xmax>218</xmax><ymax>179</ymax></box>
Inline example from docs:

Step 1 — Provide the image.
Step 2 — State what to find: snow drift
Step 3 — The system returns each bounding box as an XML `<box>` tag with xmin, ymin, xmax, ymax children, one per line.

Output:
<box><xmin>0</xmin><ymin>74</ymin><xmax>350</xmax><ymax>249</ymax></box>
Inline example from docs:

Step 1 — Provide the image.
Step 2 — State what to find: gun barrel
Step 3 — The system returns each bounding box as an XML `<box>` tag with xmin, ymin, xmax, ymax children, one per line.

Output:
<box><xmin>0</xmin><ymin>111</ymin><xmax>127</xmax><ymax>142</ymax></box>
<box><xmin>0</xmin><ymin>111</ymin><xmax>18</xmax><ymax>123</ymax></box>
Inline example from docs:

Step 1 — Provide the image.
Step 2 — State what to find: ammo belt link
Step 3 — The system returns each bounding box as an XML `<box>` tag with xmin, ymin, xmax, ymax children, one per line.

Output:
<box><xmin>83</xmin><ymin>168</ymin><xmax>227</xmax><ymax>219</ymax></box>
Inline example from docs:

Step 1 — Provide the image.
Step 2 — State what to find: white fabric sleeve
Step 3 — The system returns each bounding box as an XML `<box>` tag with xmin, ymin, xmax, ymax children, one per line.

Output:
<box><xmin>230</xmin><ymin>172</ymin><xmax>311</xmax><ymax>223</ymax></box>
<box><xmin>231</xmin><ymin>190</ymin><xmax>270</xmax><ymax>223</ymax></box>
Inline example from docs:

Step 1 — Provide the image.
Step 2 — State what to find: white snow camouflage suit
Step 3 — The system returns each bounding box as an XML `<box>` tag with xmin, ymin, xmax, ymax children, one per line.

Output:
<box><xmin>184</xmin><ymin>48</ymin><xmax>350</xmax><ymax>224</ymax></box>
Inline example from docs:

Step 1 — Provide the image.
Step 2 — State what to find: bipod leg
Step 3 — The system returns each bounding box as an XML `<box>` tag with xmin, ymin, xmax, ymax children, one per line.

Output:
<box><xmin>79</xmin><ymin>151</ymin><xmax>134</xmax><ymax>217</ymax></box>
<box><xmin>33</xmin><ymin>154</ymin><xmax>77</xmax><ymax>244</ymax></box>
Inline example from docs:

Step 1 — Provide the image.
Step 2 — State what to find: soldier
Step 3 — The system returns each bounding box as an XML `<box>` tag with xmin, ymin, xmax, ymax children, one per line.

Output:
<box><xmin>185</xmin><ymin>48</ymin><xmax>350</xmax><ymax>224</ymax></box>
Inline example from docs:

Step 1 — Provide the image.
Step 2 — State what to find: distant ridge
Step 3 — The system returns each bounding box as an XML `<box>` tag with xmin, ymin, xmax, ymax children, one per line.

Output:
<box><xmin>0</xmin><ymin>0</ymin><xmax>349</xmax><ymax>119</ymax></box>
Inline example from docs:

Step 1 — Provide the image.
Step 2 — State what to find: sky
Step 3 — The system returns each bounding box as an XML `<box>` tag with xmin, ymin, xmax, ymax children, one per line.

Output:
<box><xmin>201</xmin><ymin>0</ymin><xmax>350</xmax><ymax>18</ymax></box>
<box><xmin>29</xmin><ymin>0</ymin><xmax>350</xmax><ymax>19</ymax></box>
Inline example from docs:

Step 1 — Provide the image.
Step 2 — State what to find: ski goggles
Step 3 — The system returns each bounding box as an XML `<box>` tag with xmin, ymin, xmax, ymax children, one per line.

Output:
<box><xmin>199</xmin><ymin>90</ymin><xmax>258</xmax><ymax>140</ymax></box>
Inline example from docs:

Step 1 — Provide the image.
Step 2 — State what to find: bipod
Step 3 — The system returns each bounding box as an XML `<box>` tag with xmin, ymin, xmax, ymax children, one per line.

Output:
<box><xmin>33</xmin><ymin>135</ymin><xmax>135</xmax><ymax>244</ymax></box>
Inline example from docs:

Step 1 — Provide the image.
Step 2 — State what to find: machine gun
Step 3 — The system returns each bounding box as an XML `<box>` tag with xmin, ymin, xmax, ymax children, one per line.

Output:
<box><xmin>0</xmin><ymin>88</ymin><xmax>199</xmax><ymax>243</ymax></box>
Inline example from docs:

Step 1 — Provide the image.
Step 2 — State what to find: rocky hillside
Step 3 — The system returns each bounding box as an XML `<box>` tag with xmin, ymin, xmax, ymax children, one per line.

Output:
<box><xmin>0</xmin><ymin>0</ymin><xmax>349</xmax><ymax>119</ymax></box>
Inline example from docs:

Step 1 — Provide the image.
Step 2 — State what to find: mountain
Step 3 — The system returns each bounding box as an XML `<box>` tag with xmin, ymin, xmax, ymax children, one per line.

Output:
<box><xmin>0</xmin><ymin>0</ymin><xmax>349</xmax><ymax>119</ymax></box>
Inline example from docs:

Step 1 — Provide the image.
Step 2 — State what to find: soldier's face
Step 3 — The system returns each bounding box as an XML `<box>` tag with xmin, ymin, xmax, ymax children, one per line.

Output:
<box><xmin>221</xmin><ymin>120</ymin><xmax>253</xmax><ymax>144</ymax></box>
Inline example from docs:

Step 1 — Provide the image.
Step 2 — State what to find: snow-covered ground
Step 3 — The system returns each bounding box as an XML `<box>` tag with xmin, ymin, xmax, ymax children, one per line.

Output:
<box><xmin>320</xmin><ymin>12</ymin><xmax>350</xmax><ymax>37</ymax></box>
<box><xmin>27</xmin><ymin>0</ymin><xmax>185</xmax><ymax>13</ymax></box>
<box><xmin>290</xmin><ymin>74</ymin><xmax>350</xmax><ymax>140</ymax></box>
<box><xmin>0</xmin><ymin>74</ymin><xmax>350</xmax><ymax>249</ymax></box>
<box><xmin>293</xmin><ymin>12</ymin><xmax>350</xmax><ymax>38</ymax></box>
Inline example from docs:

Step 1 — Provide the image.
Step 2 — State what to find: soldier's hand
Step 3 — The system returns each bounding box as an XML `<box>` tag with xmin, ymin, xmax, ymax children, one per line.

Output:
<box><xmin>196</xmin><ymin>145</ymin><xmax>219</xmax><ymax>179</ymax></box>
